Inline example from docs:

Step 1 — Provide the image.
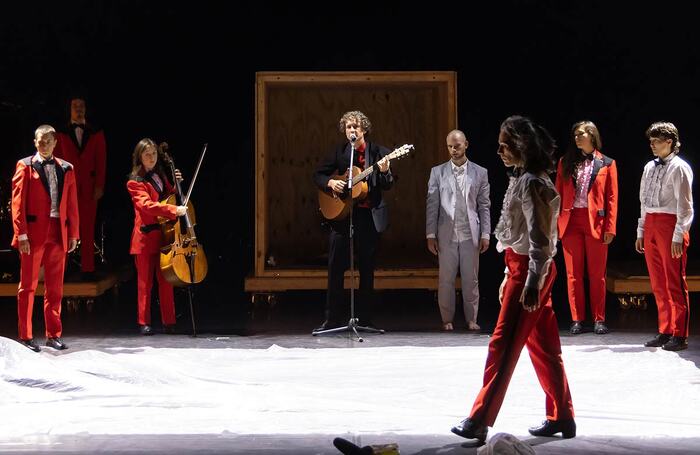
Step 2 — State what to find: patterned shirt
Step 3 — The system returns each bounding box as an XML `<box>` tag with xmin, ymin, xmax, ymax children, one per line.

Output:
<box><xmin>573</xmin><ymin>157</ymin><xmax>594</xmax><ymax>208</ymax></box>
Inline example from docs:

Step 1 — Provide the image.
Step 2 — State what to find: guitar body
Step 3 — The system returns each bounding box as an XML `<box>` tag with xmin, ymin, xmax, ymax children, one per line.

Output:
<box><xmin>318</xmin><ymin>166</ymin><xmax>368</xmax><ymax>221</ymax></box>
<box><xmin>317</xmin><ymin>143</ymin><xmax>414</xmax><ymax>221</ymax></box>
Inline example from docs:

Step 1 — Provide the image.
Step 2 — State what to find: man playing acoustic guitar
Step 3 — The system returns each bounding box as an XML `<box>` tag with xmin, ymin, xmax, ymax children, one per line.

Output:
<box><xmin>312</xmin><ymin>110</ymin><xmax>393</xmax><ymax>333</ymax></box>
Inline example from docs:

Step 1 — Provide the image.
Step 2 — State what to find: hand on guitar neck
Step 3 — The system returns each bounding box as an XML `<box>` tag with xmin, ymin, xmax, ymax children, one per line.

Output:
<box><xmin>319</xmin><ymin>144</ymin><xmax>414</xmax><ymax>221</ymax></box>
<box><xmin>327</xmin><ymin>156</ymin><xmax>390</xmax><ymax>195</ymax></box>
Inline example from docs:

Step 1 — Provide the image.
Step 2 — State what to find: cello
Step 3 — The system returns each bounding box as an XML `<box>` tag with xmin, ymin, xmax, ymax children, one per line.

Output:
<box><xmin>158</xmin><ymin>143</ymin><xmax>208</xmax><ymax>286</ymax></box>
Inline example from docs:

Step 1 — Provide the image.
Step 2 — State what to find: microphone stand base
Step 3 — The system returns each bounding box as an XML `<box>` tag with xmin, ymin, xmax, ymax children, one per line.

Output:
<box><xmin>311</xmin><ymin>318</ymin><xmax>385</xmax><ymax>342</ymax></box>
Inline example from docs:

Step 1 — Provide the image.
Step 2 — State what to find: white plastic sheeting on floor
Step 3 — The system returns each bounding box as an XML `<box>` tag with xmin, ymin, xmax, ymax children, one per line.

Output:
<box><xmin>1</xmin><ymin>335</ymin><xmax>699</xmax><ymax>451</ymax></box>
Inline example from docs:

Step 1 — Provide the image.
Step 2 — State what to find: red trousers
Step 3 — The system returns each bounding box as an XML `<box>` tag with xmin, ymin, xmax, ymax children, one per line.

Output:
<box><xmin>134</xmin><ymin>253</ymin><xmax>176</xmax><ymax>326</ymax></box>
<box><xmin>561</xmin><ymin>208</ymin><xmax>608</xmax><ymax>322</ymax></box>
<box><xmin>17</xmin><ymin>218</ymin><xmax>66</xmax><ymax>340</ymax></box>
<box><xmin>644</xmin><ymin>213</ymin><xmax>690</xmax><ymax>338</ymax></box>
<box><xmin>469</xmin><ymin>249</ymin><xmax>574</xmax><ymax>426</ymax></box>
<box><xmin>78</xmin><ymin>196</ymin><xmax>97</xmax><ymax>272</ymax></box>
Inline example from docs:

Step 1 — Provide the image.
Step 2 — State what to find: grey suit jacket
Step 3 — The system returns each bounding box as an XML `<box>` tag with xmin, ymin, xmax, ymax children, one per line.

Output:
<box><xmin>426</xmin><ymin>160</ymin><xmax>491</xmax><ymax>247</ymax></box>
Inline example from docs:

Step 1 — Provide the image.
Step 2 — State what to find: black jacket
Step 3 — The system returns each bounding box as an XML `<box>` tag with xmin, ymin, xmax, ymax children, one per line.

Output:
<box><xmin>313</xmin><ymin>141</ymin><xmax>394</xmax><ymax>232</ymax></box>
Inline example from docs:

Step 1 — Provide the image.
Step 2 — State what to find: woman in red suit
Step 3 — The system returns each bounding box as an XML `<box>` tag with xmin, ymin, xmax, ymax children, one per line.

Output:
<box><xmin>126</xmin><ymin>139</ymin><xmax>186</xmax><ymax>335</ymax></box>
<box><xmin>555</xmin><ymin>121</ymin><xmax>618</xmax><ymax>335</ymax></box>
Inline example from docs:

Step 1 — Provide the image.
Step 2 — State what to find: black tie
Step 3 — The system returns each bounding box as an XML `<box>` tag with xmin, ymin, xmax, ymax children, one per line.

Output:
<box><xmin>41</xmin><ymin>158</ymin><xmax>56</xmax><ymax>166</ymax></box>
<box><xmin>584</xmin><ymin>153</ymin><xmax>594</xmax><ymax>161</ymax></box>
<box><xmin>71</xmin><ymin>123</ymin><xmax>85</xmax><ymax>130</ymax></box>
<box><xmin>654</xmin><ymin>158</ymin><xmax>666</xmax><ymax>166</ymax></box>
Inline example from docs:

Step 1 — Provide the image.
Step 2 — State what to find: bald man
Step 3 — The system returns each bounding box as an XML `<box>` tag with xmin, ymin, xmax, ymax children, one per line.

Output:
<box><xmin>426</xmin><ymin>130</ymin><xmax>491</xmax><ymax>331</ymax></box>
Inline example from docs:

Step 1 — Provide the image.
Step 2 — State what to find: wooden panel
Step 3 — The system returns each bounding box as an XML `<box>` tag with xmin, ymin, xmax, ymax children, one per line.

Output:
<box><xmin>244</xmin><ymin>268</ymin><xmax>461</xmax><ymax>292</ymax></box>
<box><xmin>253</xmin><ymin>72</ymin><xmax>457</xmax><ymax>288</ymax></box>
<box><xmin>605</xmin><ymin>261</ymin><xmax>700</xmax><ymax>294</ymax></box>
<box><xmin>0</xmin><ymin>268</ymin><xmax>133</xmax><ymax>297</ymax></box>
<box><xmin>0</xmin><ymin>272</ymin><xmax>122</xmax><ymax>298</ymax></box>
<box><xmin>606</xmin><ymin>275</ymin><xmax>700</xmax><ymax>294</ymax></box>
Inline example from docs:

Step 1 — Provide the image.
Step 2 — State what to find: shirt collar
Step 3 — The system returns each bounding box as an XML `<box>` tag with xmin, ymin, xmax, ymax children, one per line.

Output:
<box><xmin>451</xmin><ymin>159</ymin><xmax>468</xmax><ymax>173</ymax></box>
<box><xmin>653</xmin><ymin>151</ymin><xmax>677</xmax><ymax>166</ymax></box>
<box><xmin>34</xmin><ymin>152</ymin><xmax>55</xmax><ymax>164</ymax></box>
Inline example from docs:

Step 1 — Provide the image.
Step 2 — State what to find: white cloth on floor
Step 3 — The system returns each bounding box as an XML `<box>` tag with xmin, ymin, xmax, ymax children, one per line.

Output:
<box><xmin>477</xmin><ymin>433</ymin><xmax>535</xmax><ymax>455</ymax></box>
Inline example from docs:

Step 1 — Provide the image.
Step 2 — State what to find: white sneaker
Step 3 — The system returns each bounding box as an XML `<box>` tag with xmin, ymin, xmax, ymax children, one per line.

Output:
<box><xmin>467</xmin><ymin>321</ymin><xmax>480</xmax><ymax>331</ymax></box>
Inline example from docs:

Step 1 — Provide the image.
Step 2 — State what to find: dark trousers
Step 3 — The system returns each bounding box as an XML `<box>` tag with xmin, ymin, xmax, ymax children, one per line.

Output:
<box><xmin>326</xmin><ymin>207</ymin><xmax>378</xmax><ymax>323</ymax></box>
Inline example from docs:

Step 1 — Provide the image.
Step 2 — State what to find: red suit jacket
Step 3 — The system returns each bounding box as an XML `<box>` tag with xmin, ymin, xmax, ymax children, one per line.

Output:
<box><xmin>11</xmin><ymin>156</ymin><xmax>80</xmax><ymax>250</ymax></box>
<box><xmin>126</xmin><ymin>172</ymin><xmax>178</xmax><ymax>255</ymax></box>
<box><xmin>55</xmin><ymin>127</ymin><xmax>106</xmax><ymax>199</ymax></box>
<box><xmin>555</xmin><ymin>151</ymin><xmax>618</xmax><ymax>240</ymax></box>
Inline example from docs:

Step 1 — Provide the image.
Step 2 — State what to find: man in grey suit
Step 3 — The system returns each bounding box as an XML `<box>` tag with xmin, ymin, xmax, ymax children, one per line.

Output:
<box><xmin>426</xmin><ymin>129</ymin><xmax>491</xmax><ymax>331</ymax></box>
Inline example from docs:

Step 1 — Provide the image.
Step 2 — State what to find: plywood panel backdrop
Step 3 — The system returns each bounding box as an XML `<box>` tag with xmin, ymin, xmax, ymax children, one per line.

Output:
<box><xmin>256</xmin><ymin>72</ymin><xmax>456</xmax><ymax>275</ymax></box>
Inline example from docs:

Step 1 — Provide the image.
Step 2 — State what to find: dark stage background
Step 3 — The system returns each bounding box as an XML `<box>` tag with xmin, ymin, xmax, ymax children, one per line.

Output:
<box><xmin>0</xmin><ymin>1</ymin><xmax>697</xmax><ymax>333</ymax></box>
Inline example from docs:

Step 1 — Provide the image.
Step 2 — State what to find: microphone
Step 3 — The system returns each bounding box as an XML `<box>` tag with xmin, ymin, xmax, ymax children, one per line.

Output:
<box><xmin>350</xmin><ymin>134</ymin><xmax>357</xmax><ymax>143</ymax></box>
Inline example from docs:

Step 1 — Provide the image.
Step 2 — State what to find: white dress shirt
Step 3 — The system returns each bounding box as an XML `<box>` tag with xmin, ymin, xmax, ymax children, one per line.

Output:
<box><xmin>451</xmin><ymin>161</ymin><xmax>472</xmax><ymax>243</ymax></box>
<box><xmin>75</xmin><ymin>125</ymin><xmax>84</xmax><ymax>147</ymax></box>
<box><xmin>637</xmin><ymin>152</ymin><xmax>694</xmax><ymax>243</ymax></box>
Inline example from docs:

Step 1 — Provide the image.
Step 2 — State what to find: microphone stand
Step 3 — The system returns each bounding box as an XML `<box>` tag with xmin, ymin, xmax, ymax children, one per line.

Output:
<box><xmin>313</xmin><ymin>136</ymin><xmax>384</xmax><ymax>342</ymax></box>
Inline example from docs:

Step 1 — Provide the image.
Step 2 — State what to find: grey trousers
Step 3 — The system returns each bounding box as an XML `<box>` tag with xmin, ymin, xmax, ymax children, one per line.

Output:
<box><xmin>437</xmin><ymin>238</ymin><xmax>480</xmax><ymax>324</ymax></box>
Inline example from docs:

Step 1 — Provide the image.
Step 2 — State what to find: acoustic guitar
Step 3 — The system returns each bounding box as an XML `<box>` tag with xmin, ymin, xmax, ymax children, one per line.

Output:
<box><xmin>318</xmin><ymin>144</ymin><xmax>414</xmax><ymax>221</ymax></box>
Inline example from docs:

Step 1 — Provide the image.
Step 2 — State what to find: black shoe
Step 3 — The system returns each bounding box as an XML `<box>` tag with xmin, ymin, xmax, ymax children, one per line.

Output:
<box><xmin>662</xmin><ymin>336</ymin><xmax>688</xmax><ymax>351</ymax></box>
<box><xmin>163</xmin><ymin>325</ymin><xmax>177</xmax><ymax>334</ymax></box>
<box><xmin>46</xmin><ymin>337</ymin><xmax>68</xmax><ymax>350</ymax></box>
<box><xmin>644</xmin><ymin>333</ymin><xmax>671</xmax><ymax>347</ymax></box>
<box><xmin>450</xmin><ymin>417</ymin><xmax>488</xmax><ymax>442</ymax></box>
<box><xmin>139</xmin><ymin>325</ymin><xmax>154</xmax><ymax>336</ymax></box>
<box><xmin>528</xmin><ymin>419</ymin><xmax>576</xmax><ymax>438</ymax></box>
<box><xmin>570</xmin><ymin>321</ymin><xmax>583</xmax><ymax>335</ymax></box>
<box><xmin>594</xmin><ymin>321</ymin><xmax>609</xmax><ymax>335</ymax></box>
<box><xmin>19</xmin><ymin>338</ymin><xmax>41</xmax><ymax>352</ymax></box>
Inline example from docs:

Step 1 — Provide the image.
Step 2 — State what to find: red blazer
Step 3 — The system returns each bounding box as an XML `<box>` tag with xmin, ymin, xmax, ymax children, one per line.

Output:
<box><xmin>11</xmin><ymin>155</ymin><xmax>80</xmax><ymax>251</ymax></box>
<box><xmin>55</xmin><ymin>127</ymin><xmax>106</xmax><ymax>199</ymax></box>
<box><xmin>555</xmin><ymin>151</ymin><xmax>618</xmax><ymax>240</ymax></box>
<box><xmin>127</xmin><ymin>172</ymin><xmax>178</xmax><ymax>254</ymax></box>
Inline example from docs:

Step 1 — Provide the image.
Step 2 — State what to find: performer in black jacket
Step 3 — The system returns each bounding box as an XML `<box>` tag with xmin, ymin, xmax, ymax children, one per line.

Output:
<box><xmin>313</xmin><ymin>110</ymin><xmax>393</xmax><ymax>332</ymax></box>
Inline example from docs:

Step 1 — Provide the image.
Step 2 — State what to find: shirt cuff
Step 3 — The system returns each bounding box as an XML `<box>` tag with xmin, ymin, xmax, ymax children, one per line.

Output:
<box><xmin>18</xmin><ymin>234</ymin><xmax>28</xmax><ymax>241</ymax></box>
<box><xmin>426</xmin><ymin>234</ymin><xmax>436</xmax><ymax>239</ymax></box>
<box><xmin>672</xmin><ymin>232</ymin><xmax>685</xmax><ymax>243</ymax></box>
<box><xmin>481</xmin><ymin>233</ymin><xmax>490</xmax><ymax>240</ymax></box>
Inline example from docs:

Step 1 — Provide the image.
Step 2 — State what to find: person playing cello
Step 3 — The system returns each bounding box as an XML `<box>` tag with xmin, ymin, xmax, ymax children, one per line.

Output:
<box><xmin>126</xmin><ymin>138</ymin><xmax>186</xmax><ymax>335</ymax></box>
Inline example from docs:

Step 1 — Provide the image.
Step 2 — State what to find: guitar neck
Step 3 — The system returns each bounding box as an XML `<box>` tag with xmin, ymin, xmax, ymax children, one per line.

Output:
<box><xmin>349</xmin><ymin>145</ymin><xmax>411</xmax><ymax>185</ymax></box>
<box><xmin>352</xmin><ymin>165</ymin><xmax>376</xmax><ymax>185</ymax></box>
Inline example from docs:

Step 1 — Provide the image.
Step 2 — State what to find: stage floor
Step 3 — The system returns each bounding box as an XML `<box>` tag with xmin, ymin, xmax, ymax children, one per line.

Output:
<box><xmin>1</xmin><ymin>331</ymin><xmax>699</xmax><ymax>454</ymax></box>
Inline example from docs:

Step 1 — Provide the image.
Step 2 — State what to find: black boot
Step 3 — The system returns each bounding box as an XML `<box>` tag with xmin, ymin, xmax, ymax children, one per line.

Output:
<box><xmin>45</xmin><ymin>337</ymin><xmax>68</xmax><ymax>350</ymax></box>
<box><xmin>528</xmin><ymin>419</ymin><xmax>576</xmax><ymax>438</ymax></box>
<box><xmin>450</xmin><ymin>417</ymin><xmax>488</xmax><ymax>442</ymax></box>
<box><xmin>662</xmin><ymin>336</ymin><xmax>688</xmax><ymax>351</ymax></box>
<box><xmin>19</xmin><ymin>338</ymin><xmax>41</xmax><ymax>352</ymax></box>
<box><xmin>593</xmin><ymin>321</ymin><xmax>609</xmax><ymax>334</ymax></box>
<box><xmin>644</xmin><ymin>333</ymin><xmax>671</xmax><ymax>347</ymax></box>
<box><xmin>570</xmin><ymin>321</ymin><xmax>583</xmax><ymax>335</ymax></box>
